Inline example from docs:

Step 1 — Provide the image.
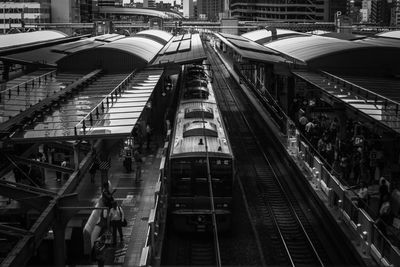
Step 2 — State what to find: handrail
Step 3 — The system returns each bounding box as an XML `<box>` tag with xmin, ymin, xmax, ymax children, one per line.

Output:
<box><xmin>0</xmin><ymin>69</ymin><xmax>57</xmax><ymax>95</ymax></box>
<box><xmin>320</xmin><ymin>70</ymin><xmax>399</xmax><ymax>110</ymax></box>
<box><xmin>74</xmin><ymin>70</ymin><xmax>135</xmax><ymax>136</ymax></box>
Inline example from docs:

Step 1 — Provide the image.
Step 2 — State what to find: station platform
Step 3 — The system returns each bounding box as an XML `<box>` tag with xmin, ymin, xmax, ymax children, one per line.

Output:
<box><xmin>0</xmin><ymin>135</ymin><xmax>164</xmax><ymax>266</ymax></box>
<box><xmin>208</xmin><ymin>41</ymin><xmax>395</xmax><ymax>266</ymax></box>
<box><xmin>77</xmin><ymin>138</ymin><xmax>163</xmax><ymax>266</ymax></box>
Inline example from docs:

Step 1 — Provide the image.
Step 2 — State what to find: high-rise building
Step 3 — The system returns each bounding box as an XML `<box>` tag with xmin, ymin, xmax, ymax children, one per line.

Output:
<box><xmin>51</xmin><ymin>0</ymin><xmax>80</xmax><ymax>23</ymax></box>
<box><xmin>0</xmin><ymin>0</ymin><xmax>51</xmax><ymax>33</ymax></box>
<box><xmin>144</xmin><ymin>0</ymin><xmax>156</xmax><ymax>8</ymax></box>
<box><xmin>230</xmin><ymin>0</ymin><xmax>343</xmax><ymax>22</ymax></box>
<box><xmin>392</xmin><ymin>0</ymin><xmax>400</xmax><ymax>26</ymax></box>
<box><xmin>183</xmin><ymin>0</ymin><xmax>194</xmax><ymax>18</ymax></box>
<box><xmin>370</xmin><ymin>0</ymin><xmax>391</xmax><ymax>25</ymax></box>
<box><xmin>197</xmin><ymin>0</ymin><xmax>224</xmax><ymax>21</ymax></box>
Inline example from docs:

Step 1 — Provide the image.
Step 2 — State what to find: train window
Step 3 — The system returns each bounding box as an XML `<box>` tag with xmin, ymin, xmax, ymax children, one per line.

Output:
<box><xmin>171</xmin><ymin>159</ymin><xmax>191</xmax><ymax>178</ymax></box>
<box><xmin>174</xmin><ymin>177</ymin><xmax>191</xmax><ymax>196</ymax></box>
<box><xmin>184</xmin><ymin>107</ymin><xmax>214</xmax><ymax>119</ymax></box>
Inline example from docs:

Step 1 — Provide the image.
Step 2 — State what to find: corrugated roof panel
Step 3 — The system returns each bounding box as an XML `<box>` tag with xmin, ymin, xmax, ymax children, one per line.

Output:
<box><xmin>51</xmin><ymin>39</ymin><xmax>96</xmax><ymax>54</ymax></box>
<box><xmin>242</xmin><ymin>29</ymin><xmax>308</xmax><ymax>43</ymax></box>
<box><xmin>66</xmin><ymin>42</ymin><xmax>104</xmax><ymax>54</ymax></box>
<box><xmin>0</xmin><ymin>30</ymin><xmax>67</xmax><ymax>49</ymax></box>
<box><xmin>376</xmin><ymin>30</ymin><xmax>400</xmax><ymax>39</ymax></box>
<box><xmin>355</xmin><ymin>37</ymin><xmax>400</xmax><ymax>47</ymax></box>
<box><xmin>219</xmin><ymin>32</ymin><xmax>244</xmax><ymax>41</ymax></box>
<box><xmin>135</xmin><ymin>29</ymin><xmax>172</xmax><ymax>43</ymax></box>
<box><xmin>2</xmin><ymin>46</ymin><xmax>65</xmax><ymax>65</ymax></box>
<box><xmin>229</xmin><ymin>38</ymin><xmax>270</xmax><ymax>53</ymax></box>
<box><xmin>265</xmin><ymin>35</ymin><xmax>368</xmax><ymax>62</ymax></box>
<box><xmin>95</xmin><ymin>34</ymin><xmax>121</xmax><ymax>41</ymax></box>
<box><xmin>103</xmin><ymin>35</ymin><xmax>126</xmax><ymax>42</ymax></box>
<box><xmin>102</xmin><ymin>37</ymin><xmax>163</xmax><ymax>62</ymax></box>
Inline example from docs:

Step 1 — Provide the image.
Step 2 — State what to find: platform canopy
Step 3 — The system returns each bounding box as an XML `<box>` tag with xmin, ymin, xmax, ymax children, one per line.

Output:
<box><xmin>134</xmin><ymin>30</ymin><xmax>173</xmax><ymax>45</ymax></box>
<box><xmin>152</xmin><ymin>33</ymin><xmax>207</xmax><ymax>66</ymax></box>
<box><xmin>264</xmin><ymin>35</ymin><xmax>400</xmax><ymax>75</ymax></box>
<box><xmin>293</xmin><ymin>70</ymin><xmax>400</xmax><ymax>134</ymax></box>
<box><xmin>375</xmin><ymin>30</ymin><xmax>400</xmax><ymax>39</ymax></box>
<box><xmin>9</xmin><ymin>68</ymin><xmax>163</xmax><ymax>142</ymax></box>
<box><xmin>0</xmin><ymin>30</ymin><xmax>67</xmax><ymax>49</ymax></box>
<box><xmin>242</xmin><ymin>29</ymin><xmax>309</xmax><ymax>45</ymax></box>
<box><xmin>0</xmin><ymin>34</ymin><xmax>122</xmax><ymax>66</ymax></box>
<box><xmin>214</xmin><ymin>32</ymin><xmax>285</xmax><ymax>64</ymax></box>
<box><xmin>57</xmin><ymin>35</ymin><xmax>163</xmax><ymax>72</ymax></box>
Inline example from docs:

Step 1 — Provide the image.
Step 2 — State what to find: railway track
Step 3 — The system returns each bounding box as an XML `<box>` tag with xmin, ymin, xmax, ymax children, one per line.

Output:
<box><xmin>205</xmin><ymin>43</ymin><xmax>337</xmax><ymax>266</ymax></box>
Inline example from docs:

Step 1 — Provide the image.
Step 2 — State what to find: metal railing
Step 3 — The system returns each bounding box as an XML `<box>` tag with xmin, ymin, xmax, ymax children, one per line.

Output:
<box><xmin>0</xmin><ymin>69</ymin><xmax>57</xmax><ymax>103</ymax></box>
<box><xmin>320</xmin><ymin>70</ymin><xmax>400</xmax><ymax>116</ymax></box>
<box><xmin>74</xmin><ymin>71</ymin><xmax>135</xmax><ymax>136</ymax></box>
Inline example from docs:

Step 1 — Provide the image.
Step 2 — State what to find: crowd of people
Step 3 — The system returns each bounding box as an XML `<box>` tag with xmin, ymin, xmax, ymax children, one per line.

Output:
<box><xmin>291</xmin><ymin>96</ymin><xmax>400</xmax><ymax>241</ymax></box>
<box><xmin>296</xmin><ymin>109</ymin><xmax>386</xmax><ymax>187</ymax></box>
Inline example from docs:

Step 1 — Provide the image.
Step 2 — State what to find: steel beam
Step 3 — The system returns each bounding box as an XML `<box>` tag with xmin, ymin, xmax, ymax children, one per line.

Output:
<box><xmin>11</xmin><ymin>156</ymin><xmax>74</xmax><ymax>173</ymax></box>
<box><xmin>1</xmin><ymin>140</ymin><xmax>101</xmax><ymax>267</ymax></box>
<box><xmin>0</xmin><ymin>181</ymin><xmax>53</xmax><ymax>210</ymax></box>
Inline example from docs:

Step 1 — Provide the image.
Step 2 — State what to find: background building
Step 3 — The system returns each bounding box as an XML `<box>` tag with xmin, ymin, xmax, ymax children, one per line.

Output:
<box><xmin>51</xmin><ymin>0</ymin><xmax>80</xmax><ymax>23</ymax></box>
<box><xmin>183</xmin><ymin>0</ymin><xmax>194</xmax><ymax>19</ymax></box>
<box><xmin>144</xmin><ymin>0</ymin><xmax>156</xmax><ymax>8</ymax></box>
<box><xmin>0</xmin><ymin>0</ymin><xmax>50</xmax><ymax>33</ymax></box>
<box><xmin>230</xmin><ymin>0</ymin><xmax>347</xmax><ymax>22</ymax></box>
<box><xmin>197</xmin><ymin>0</ymin><xmax>224</xmax><ymax>21</ymax></box>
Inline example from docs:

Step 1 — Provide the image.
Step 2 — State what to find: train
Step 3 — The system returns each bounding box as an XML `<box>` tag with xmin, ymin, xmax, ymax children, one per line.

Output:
<box><xmin>167</xmin><ymin>63</ymin><xmax>234</xmax><ymax>232</ymax></box>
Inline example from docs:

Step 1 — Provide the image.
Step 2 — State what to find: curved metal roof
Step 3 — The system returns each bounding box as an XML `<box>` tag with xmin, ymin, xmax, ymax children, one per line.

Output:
<box><xmin>265</xmin><ymin>35</ymin><xmax>369</xmax><ymax>63</ymax></box>
<box><xmin>376</xmin><ymin>30</ymin><xmax>400</xmax><ymax>39</ymax></box>
<box><xmin>134</xmin><ymin>30</ymin><xmax>173</xmax><ymax>45</ymax></box>
<box><xmin>101</xmin><ymin>36</ymin><xmax>163</xmax><ymax>63</ymax></box>
<box><xmin>0</xmin><ymin>30</ymin><xmax>67</xmax><ymax>49</ymax></box>
<box><xmin>242</xmin><ymin>29</ymin><xmax>308</xmax><ymax>44</ymax></box>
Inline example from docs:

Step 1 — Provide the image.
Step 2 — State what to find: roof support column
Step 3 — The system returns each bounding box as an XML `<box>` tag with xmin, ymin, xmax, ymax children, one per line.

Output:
<box><xmin>53</xmin><ymin>218</ymin><xmax>68</xmax><ymax>267</ymax></box>
<box><xmin>53</xmin><ymin>193</ymin><xmax>79</xmax><ymax>267</ymax></box>
<box><xmin>73</xmin><ymin>142</ymin><xmax>80</xmax><ymax>171</ymax></box>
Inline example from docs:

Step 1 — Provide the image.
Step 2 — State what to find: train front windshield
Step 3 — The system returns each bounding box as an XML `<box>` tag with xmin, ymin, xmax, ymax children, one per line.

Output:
<box><xmin>171</xmin><ymin>157</ymin><xmax>233</xmax><ymax>197</ymax></box>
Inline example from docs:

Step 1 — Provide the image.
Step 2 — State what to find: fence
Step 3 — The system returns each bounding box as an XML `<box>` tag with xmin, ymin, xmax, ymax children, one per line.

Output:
<box><xmin>139</xmin><ymin>133</ymin><xmax>169</xmax><ymax>266</ymax></box>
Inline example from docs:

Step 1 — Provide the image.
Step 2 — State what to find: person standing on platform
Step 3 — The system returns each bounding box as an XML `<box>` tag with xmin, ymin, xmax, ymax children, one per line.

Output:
<box><xmin>357</xmin><ymin>182</ymin><xmax>369</xmax><ymax>209</ymax></box>
<box><xmin>379</xmin><ymin>178</ymin><xmax>389</xmax><ymax>210</ymax></box>
<box><xmin>61</xmin><ymin>160</ymin><xmax>69</xmax><ymax>181</ymax></box>
<box><xmin>109</xmin><ymin>201</ymin><xmax>124</xmax><ymax>245</ymax></box>
<box><xmin>89</xmin><ymin>160</ymin><xmax>98</xmax><ymax>183</ymax></box>
<box><xmin>134</xmin><ymin>150</ymin><xmax>143</xmax><ymax>183</ymax></box>
<box><xmin>146</xmin><ymin>124</ymin><xmax>152</xmax><ymax>150</ymax></box>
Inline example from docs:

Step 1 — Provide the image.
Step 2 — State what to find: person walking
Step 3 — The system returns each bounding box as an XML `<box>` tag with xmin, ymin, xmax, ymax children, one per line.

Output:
<box><xmin>134</xmin><ymin>150</ymin><xmax>143</xmax><ymax>183</ymax></box>
<box><xmin>379</xmin><ymin>178</ymin><xmax>389</xmax><ymax>210</ymax></box>
<box><xmin>109</xmin><ymin>201</ymin><xmax>124</xmax><ymax>245</ymax></box>
<box><xmin>146</xmin><ymin>124</ymin><xmax>152</xmax><ymax>149</ymax></box>
<box><xmin>89</xmin><ymin>161</ymin><xmax>98</xmax><ymax>183</ymax></box>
